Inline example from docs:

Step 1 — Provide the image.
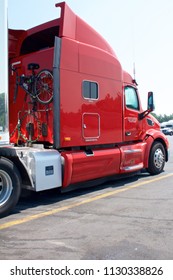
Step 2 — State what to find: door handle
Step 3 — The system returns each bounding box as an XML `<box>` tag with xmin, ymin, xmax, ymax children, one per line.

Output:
<box><xmin>125</xmin><ymin>131</ymin><xmax>131</xmax><ymax>136</ymax></box>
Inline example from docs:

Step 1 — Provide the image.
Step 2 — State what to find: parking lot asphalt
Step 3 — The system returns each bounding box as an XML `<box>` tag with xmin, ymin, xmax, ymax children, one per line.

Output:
<box><xmin>0</xmin><ymin>136</ymin><xmax>173</xmax><ymax>260</ymax></box>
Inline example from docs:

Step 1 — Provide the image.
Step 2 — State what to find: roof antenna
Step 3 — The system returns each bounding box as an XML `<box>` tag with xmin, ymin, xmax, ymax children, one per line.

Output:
<box><xmin>131</xmin><ymin>18</ymin><xmax>138</xmax><ymax>86</ymax></box>
<box><xmin>132</xmin><ymin>62</ymin><xmax>138</xmax><ymax>85</ymax></box>
<box><xmin>133</xmin><ymin>62</ymin><xmax>136</xmax><ymax>80</ymax></box>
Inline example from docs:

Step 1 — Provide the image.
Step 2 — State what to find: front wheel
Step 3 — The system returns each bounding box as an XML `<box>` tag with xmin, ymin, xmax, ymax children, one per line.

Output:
<box><xmin>147</xmin><ymin>142</ymin><xmax>166</xmax><ymax>175</ymax></box>
<box><xmin>0</xmin><ymin>158</ymin><xmax>21</xmax><ymax>218</ymax></box>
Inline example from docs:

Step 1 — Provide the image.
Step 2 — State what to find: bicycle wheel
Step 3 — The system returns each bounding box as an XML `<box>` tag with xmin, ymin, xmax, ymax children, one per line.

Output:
<box><xmin>35</xmin><ymin>69</ymin><xmax>53</xmax><ymax>104</ymax></box>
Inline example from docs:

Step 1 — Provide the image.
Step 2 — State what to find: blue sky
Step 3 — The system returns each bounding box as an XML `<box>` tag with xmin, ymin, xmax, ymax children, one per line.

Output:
<box><xmin>8</xmin><ymin>0</ymin><xmax>173</xmax><ymax>115</ymax></box>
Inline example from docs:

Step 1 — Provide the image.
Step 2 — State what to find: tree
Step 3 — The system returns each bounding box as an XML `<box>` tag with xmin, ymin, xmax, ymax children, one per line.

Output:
<box><xmin>0</xmin><ymin>93</ymin><xmax>5</xmax><ymax>128</ymax></box>
<box><xmin>151</xmin><ymin>112</ymin><xmax>173</xmax><ymax>123</ymax></box>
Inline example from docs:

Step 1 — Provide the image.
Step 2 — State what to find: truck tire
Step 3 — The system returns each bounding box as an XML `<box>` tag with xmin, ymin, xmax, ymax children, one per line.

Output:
<box><xmin>147</xmin><ymin>142</ymin><xmax>165</xmax><ymax>175</ymax></box>
<box><xmin>0</xmin><ymin>158</ymin><xmax>21</xmax><ymax>218</ymax></box>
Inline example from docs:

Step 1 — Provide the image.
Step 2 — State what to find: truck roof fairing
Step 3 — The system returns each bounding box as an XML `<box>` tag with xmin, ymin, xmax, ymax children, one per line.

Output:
<box><xmin>9</xmin><ymin>2</ymin><xmax>117</xmax><ymax>59</ymax></box>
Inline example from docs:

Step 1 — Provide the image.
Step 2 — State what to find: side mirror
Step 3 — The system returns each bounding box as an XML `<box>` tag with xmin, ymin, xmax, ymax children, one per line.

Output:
<box><xmin>139</xmin><ymin>91</ymin><xmax>155</xmax><ymax>120</ymax></box>
<box><xmin>147</xmin><ymin>91</ymin><xmax>155</xmax><ymax>112</ymax></box>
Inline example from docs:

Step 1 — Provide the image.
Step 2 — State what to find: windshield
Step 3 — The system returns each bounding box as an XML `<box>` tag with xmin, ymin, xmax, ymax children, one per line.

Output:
<box><xmin>0</xmin><ymin>0</ymin><xmax>9</xmax><ymax>144</ymax></box>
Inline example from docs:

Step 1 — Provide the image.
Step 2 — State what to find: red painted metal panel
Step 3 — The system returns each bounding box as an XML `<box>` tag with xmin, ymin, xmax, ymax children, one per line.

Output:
<box><xmin>60</xmin><ymin>38</ymin><xmax>78</xmax><ymax>71</ymax></box>
<box><xmin>56</xmin><ymin>2</ymin><xmax>116</xmax><ymax>57</ymax></box>
<box><xmin>82</xmin><ymin>113</ymin><xmax>100</xmax><ymax>139</ymax></box>
<box><xmin>62</xmin><ymin>148</ymin><xmax>121</xmax><ymax>187</ymax></box>
<box><xmin>79</xmin><ymin>43</ymin><xmax>121</xmax><ymax>80</ymax></box>
<box><xmin>59</xmin><ymin>66</ymin><xmax>123</xmax><ymax>147</ymax></box>
<box><xmin>76</xmin><ymin>16</ymin><xmax>116</xmax><ymax>57</ymax></box>
<box><xmin>119</xmin><ymin>142</ymin><xmax>147</xmax><ymax>173</ymax></box>
<box><xmin>56</xmin><ymin>2</ymin><xmax>76</xmax><ymax>39</ymax></box>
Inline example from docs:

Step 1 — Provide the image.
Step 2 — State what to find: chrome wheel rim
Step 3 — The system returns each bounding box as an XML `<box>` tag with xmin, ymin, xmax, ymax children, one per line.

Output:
<box><xmin>0</xmin><ymin>170</ymin><xmax>13</xmax><ymax>207</ymax></box>
<box><xmin>154</xmin><ymin>148</ymin><xmax>164</xmax><ymax>169</ymax></box>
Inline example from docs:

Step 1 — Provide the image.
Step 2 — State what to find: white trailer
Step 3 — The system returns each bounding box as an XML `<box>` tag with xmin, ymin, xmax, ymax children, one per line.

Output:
<box><xmin>0</xmin><ymin>0</ymin><xmax>9</xmax><ymax>144</ymax></box>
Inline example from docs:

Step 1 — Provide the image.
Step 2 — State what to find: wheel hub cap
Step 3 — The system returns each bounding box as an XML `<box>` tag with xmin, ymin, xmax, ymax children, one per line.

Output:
<box><xmin>0</xmin><ymin>170</ymin><xmax>13</xmax><ymax>207</ymax></box>
<box><xmin>154</xmin><ymin>148</ymin><xmax>164</xmax><ymax>169</ymax></box>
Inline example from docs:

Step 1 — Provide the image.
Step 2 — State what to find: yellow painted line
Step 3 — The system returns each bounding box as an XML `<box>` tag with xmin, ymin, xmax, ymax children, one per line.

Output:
<box><xmin>0</xmin><ymin>173</ymin><xmax>173</xmax><ymax>230</ymax></box>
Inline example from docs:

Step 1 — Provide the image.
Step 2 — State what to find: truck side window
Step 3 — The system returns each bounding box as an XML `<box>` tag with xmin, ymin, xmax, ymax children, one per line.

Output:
<box><xmin>125</xmin><ymin>86</ymin><xmax>139</xmax><ymax>110</ymax></box>
<box><xmin>82</xmin><ymin>81</ymin><xmax>98</xmax><ymax>100</ymax></box>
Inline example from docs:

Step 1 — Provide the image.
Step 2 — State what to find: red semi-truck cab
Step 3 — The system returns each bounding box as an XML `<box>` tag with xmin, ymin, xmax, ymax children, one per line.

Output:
<box><xmin>0</xmin><ymin>1</ymin><xmax>169</xmax><ymax>217</ymax></box>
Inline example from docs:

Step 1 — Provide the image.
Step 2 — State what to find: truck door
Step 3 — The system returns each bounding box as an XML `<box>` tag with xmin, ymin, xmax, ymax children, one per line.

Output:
<box><xmin>124</xmin><ymin>86</ymin><xmax>142</xmax><ymax>142</ymax></box>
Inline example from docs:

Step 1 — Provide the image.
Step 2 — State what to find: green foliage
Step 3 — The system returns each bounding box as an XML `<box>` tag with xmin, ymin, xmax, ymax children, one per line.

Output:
<box><xmin>151</xmin><ymin>112</ymin><xmax>173</xmax><ymax>123</ymax></box>
<box><xmin>0</xmin><ymin>93</ymin><xmax>5</xmax><ymax>127</ymax></box>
